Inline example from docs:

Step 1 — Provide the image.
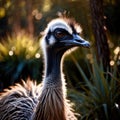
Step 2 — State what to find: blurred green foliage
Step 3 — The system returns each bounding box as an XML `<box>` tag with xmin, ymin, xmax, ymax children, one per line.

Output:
<box><xmin>67</xmin><ymin>49</ymin><xmax>120</xmax><ymax>120</ymax></box>
<box><xmin>0</xmin><ymin>34</ymin><xmax>42</xmax><ymax>90</ymax></box>
<box><xmin>0</xmin><ymin>0</ymin><xmax>120</xmax><ymax>37</ymax></box>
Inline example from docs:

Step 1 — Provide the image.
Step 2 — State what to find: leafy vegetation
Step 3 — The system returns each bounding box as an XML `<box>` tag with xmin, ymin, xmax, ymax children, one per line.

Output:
<box><xmin>67</xmin><ymin>49</ymin><xmax>120</xmax><ymax>120</ymax></box>
<box><xmin>0</xmin><ymin>34</ymin><xmax>42</xmax><ymax>90</ymax></box>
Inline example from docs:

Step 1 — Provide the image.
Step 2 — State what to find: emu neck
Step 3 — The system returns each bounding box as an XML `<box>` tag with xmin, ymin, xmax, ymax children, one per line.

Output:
<box><xmin>33</xmin><ymin>49</ymin><xmax>67</xmax><ymax>120</ymax></box>
<box><xmin>43</xmin><ymin>48</ymin><xmax>64</xmax><ymax>88</ymax></box>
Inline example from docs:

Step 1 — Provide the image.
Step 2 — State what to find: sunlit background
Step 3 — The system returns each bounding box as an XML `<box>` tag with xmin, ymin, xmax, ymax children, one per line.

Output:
<box><xmin>0</xmin><ymin>0</ymin><xmax>120</xmax><ymax>119</ymax></box>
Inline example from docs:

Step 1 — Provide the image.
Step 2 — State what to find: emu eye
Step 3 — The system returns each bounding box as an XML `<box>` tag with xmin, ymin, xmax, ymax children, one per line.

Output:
<box><xmin>55</xmin><ymin>31</ymin><xmax>67</xmax><ymax>39</ymax></box>
<box><xmin>54</xmin><ymin>29</ymin><xmax>68</xmax><ymax>39</ymax></box>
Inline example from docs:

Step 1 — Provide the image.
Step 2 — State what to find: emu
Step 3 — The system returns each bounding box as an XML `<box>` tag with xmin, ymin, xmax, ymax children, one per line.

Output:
<box><xmin>0</xmin><ymin>17</ymin><xmax>90</xmax><ymax>120</ymax></box>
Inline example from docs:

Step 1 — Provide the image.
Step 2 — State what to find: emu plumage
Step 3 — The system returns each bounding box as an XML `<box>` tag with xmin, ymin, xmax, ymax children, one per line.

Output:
<box><xmin>0</xmin><ymin>17</ymin><xmax>90</xmax><ymax>120</ymax></box>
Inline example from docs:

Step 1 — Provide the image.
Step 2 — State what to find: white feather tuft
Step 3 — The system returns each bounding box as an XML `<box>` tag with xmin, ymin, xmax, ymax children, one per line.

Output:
<box><xmin>45</xmin><ymin>18</ymin><xmax>73</xmax><ymax>35</ymax></box>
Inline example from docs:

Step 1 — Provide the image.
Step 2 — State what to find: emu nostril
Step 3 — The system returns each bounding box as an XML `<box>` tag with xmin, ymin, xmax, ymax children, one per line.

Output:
<box><xmin>76</xmin><ymin>39</ymin><xmax>85</xmax><ymax>43</ymax></box>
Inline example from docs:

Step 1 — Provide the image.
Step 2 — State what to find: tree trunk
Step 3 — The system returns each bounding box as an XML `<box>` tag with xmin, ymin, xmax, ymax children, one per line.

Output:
<box><xmin>89</xmin><ymin>0</ymin><xmax>110</xmax><ymax>71</ymax></box>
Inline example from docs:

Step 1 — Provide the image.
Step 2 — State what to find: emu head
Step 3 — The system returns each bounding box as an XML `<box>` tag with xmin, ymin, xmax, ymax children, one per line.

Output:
<box><xmin>41</xmin><ymin>18</ymin><xmax>90</xmax><ymax>55</ymax></box>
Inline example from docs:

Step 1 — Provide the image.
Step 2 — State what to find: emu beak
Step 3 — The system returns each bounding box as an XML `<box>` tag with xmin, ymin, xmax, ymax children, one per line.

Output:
<box><xmin>72</xmin><ymin>34</ymin><xmax>90</xmax><ymax>48</ymax></box>
<box><xmin>59</xmin><ymin>34</ymin><xmax>90</xmax><ymax>49</ymax></box>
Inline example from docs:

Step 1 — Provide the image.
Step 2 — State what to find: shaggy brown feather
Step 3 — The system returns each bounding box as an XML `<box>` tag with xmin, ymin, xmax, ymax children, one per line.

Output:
<box><xmin>0</xmin><ymin>79</ymin><xmax>77</xmax><ymax>120</ymax></box>
<box><xmin>0</xmin><ymin>79</ymin><xmax>41</xmax><ymax>120</ymax></box>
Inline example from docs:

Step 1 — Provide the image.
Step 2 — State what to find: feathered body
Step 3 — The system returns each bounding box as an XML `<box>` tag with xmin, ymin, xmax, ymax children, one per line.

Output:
<box><xmin>0</xmin><ymin>79</ymin><xmax>76</xmax><ymax>120</ymax></box>
<box><xmin>0</xmin><ymin>17</ymin><xmax>90</xmax><ymax>120</ymax></box>
<box><xmin>0</xmin><ymin>80</ymin><xmax>41</xmax><ymax>120</ymax></box>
